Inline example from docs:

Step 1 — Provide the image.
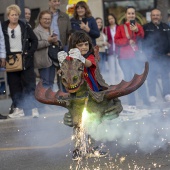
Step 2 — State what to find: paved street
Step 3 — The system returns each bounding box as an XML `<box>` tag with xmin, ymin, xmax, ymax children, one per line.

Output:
<box><xmin>0</xmin><ymin>101</ymin><xmax>170</xmax><ymax>170</ymax></box>
<box><xmin>0</xmin><ymin>66</ymin><xmax>170</xmax><ymax>170</ymax></box>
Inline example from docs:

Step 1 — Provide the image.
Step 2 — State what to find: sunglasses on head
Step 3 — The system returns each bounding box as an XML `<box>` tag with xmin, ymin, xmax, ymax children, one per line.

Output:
<box><xmin>11</xmin><ymin>29</ymin><xmax>15</xmax><ymax>38</ymax></box>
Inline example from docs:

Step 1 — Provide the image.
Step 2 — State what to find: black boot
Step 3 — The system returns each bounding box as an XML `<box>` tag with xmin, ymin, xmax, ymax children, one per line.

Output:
<box><xmin>0</xmin><ymin>114</ymin><xmax>7</xmax><ymax>119</ymax></box>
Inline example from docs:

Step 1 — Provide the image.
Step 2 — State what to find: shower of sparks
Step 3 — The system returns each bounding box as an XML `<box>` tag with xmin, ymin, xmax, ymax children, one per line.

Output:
<box><xmin>68</xmin><ymin>103</ymin><xmax>170</xmax><ymax>169</ymax></box>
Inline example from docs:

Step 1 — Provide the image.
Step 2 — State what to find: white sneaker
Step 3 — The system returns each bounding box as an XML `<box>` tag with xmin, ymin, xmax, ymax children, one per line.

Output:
<box><xmin>149</xmin><ymin>96</ymin><xmax>157</xmax><ymax>103</ymax></box>
<box><xmin>8</xmin><ymin>108</ymin><xmax>25</xmax><ymax>118</ymax></box>
<box><xmin>32</xmin><ymin>108</ymin><xmax>39</xmax><ymax>118</ymax></box>
<box><xmin>164</xmin><ymin>94</ymin><xmax>170</xmax><ymax>102</ymax></box>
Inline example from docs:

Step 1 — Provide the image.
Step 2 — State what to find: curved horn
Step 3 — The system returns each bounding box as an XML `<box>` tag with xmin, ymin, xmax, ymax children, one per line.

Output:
<box><xmin>35</xmin><ymin>81</ymin><xmax>69</xmax><ymax>107</ymax></box>
<box><xmin>105</xmin><ymin>62</ymin><xmax>149</xmax><ymax>99</ymax></box>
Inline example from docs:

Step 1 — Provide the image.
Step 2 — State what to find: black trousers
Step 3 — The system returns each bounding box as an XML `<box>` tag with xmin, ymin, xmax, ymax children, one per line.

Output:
<box><xmin>7</xmin><ymin>66</ymin><xmax>37</xmax><ymax>112</ymax></box>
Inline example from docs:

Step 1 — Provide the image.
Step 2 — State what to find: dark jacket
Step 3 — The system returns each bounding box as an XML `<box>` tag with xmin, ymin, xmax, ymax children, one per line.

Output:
<box><xmin>143</xmin><ymin>22</ymin><xmax>170</xmax><ymax>57</ymax></box>
<box><xmin>70</xmin><ymin>17</ymin><xmax>100</xmax><ymax>46</ymax></box>
<box><xmin>1</xmin><ymin>20</ymin><xmax>38</xmax><ymax>69</ymax></box>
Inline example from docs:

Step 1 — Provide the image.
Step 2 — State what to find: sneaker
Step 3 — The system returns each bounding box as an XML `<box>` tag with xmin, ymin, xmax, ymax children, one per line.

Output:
<box><xmin>0</xmin><ymin>114</ymin><xmax>7</xmax><ymax>119</ymax></box>
<box><xmin>8</xmin><ymin>108</ymin><xmax>24</xmax><ymax>118</ymax></box>
<box><xmin>9</xmin><ymin>103</ymin><xmax>16</xmax><ymax>114</ymax></box>
<box><xmin>164</xmin><ymin>94</ymin><xmax>170</xmax><ymax>102</ymax></box>
<box><xmin>86</xmin><ymin>146</ymin><xmax>108</xmax><ymax>158</ymax></box>
<box><xmin>32</xmin><ymin>108</ymin><xmax>39</xmax><ymax>118</ymax></box>
<box><xmin>149</xmin><ymin>96</ymin><xmax>157</xmax><ymax>103</ymax></box>
<box><xmin>72</xmin><ymin>149</ymin><xmax>82</xmax><ymax>161</ymax></box>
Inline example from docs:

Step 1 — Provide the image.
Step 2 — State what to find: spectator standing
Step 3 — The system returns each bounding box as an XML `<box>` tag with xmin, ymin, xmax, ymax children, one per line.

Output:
<box><xmin>48</xmin><ymin>0</ymin><xmax>71</xmax><ymax>49</ymax></box>
<box><xmin>114</xmin><ymin>6</ymin><xmax>149</xmax><ymax>107</ymax></box>
<box><xmin>25</xmin><ymin>7</ymin><xmax>31</xmax><ymax>23</ymax></box>
<box><xmin>1</xmin><ymin>4</ymin><xmax>39</xmax><ymax>118</ymax></box>
<box><xmin>103</xmin><ymin>14</ymin><xmax>121</xmax><ymax>84</ymax></box>
<box><xmin>33</xmin><ymin>10</ymin><xmax>57</xmax><ymax>88</ymax></box>
<box><xmin>0</xmin><ymin>22</ymin><xmax>7</xmax><ymax>119</ymax></box>
<box><xmin>70</xmin><ymin>1</ymin><xmax>100</xmax><ymax>46</ymax></box>
<box><xmin>143</xmin><ymin>9</ymin><xmax>170</xmax><ymax>102</ymax></box>
<box><xmin>95</xmin><ymin>17</ymin><xmax>109</xmax><ymax>73</ymax></box>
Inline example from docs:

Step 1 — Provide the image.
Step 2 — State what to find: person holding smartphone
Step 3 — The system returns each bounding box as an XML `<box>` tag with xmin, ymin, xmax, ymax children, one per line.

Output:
<box><xmin>114</xmin><ymin>6</ymin><xmax>149</xmax><ymax>108</ymax></box>
<box><xmin>70</xmin><ymin>1</ymin><xmax>99</xmax><ymax>46</ymax></box>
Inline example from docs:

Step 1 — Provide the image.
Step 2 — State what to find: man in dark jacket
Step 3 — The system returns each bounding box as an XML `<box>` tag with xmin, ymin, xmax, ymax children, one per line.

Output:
<box><xmin>143</xmin><ymin>9</ymin><xmax>170</xmax><ymax>103</ymax></box>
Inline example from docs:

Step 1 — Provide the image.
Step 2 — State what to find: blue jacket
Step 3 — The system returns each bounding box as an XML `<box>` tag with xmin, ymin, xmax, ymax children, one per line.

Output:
<box><xmin>70</xmin><ymin>16</ymin><xmax>100</xmax><ymax>46</ymax></box>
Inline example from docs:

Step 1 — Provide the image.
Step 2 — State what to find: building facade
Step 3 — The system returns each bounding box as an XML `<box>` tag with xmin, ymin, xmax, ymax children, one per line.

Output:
<box><xmin>0</xmin><ymin>0</ymin><xmax>169</xmax><ymax>28</ymax></box>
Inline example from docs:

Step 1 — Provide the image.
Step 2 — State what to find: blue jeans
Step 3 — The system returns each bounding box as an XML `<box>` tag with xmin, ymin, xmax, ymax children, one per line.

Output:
<box><xmin>147</xmin><ymin>56</ymin><xmax>170</xmax><ymax>97</ymax></box>
<box><xmin>39</xmin><ymin>64</ymin><xmax>55</xmax><ymax>88</ymax></box>
<box><xmin>99</xmin><ymin>52</ymin><xmax>107</xmax><ymax>73</ymax></box>
<box><xmin>119</xmin><ymin>58</ymin><xmax>149</xmax><ymax>105</ymax></box>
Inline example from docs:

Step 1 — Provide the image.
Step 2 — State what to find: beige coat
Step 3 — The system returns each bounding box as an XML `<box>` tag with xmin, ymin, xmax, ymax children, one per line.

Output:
<box><xmin>96</xmin><ymin>31</ymin><xmax>108</xmax><ymax>53</ymax></box>
<box><xmin>33</xmin><ymin>24</ymin><xmax>52</xmax><ymax>69</ymax></box>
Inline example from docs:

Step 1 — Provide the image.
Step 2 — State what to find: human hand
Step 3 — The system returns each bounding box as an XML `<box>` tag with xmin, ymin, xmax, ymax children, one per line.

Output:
<box><xmin>80</xmin><ymin>21</ymin><xmax>90</xmax><ymax>32</ymax></box>
<box><xmin>58</xmin><ymin>51</ymin><xmax>68</xmax><ymax>66</ymax></box>
<box><xmin>129</xmin><ymin>39</ymin><xmax>136</xmax><ymax>45</ymax></box>
<box><xmin>68</xmin><ymin>48</ymin><xmax>85</xmax><ymax>63</ymax></box>
<box><xmin>130</xmin><ymin>24</ymin><xmax>138</xmax><ymax>32</ymax></box>
<box><xmin>0</xmin><ymin>58</ymin><xmax>5</xmax><ymax>68</ymax></box>
<box><xmin>48</xmin><ymin>35</ymin><xmax>58</xmax><ymax>43</ymax></box>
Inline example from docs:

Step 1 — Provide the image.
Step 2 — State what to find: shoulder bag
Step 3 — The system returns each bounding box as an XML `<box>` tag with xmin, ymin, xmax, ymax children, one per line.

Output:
<box><xmin>6</xmin><ymin>53</ymin><xmax>23</xmax><ymax>72</ymax></box>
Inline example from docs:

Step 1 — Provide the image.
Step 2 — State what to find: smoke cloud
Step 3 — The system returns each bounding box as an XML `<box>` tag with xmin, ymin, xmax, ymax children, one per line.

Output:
<box><xmin>83</xmin><ymin>108</ymin><xmax>170</xmax><ymax>153</ymax></box>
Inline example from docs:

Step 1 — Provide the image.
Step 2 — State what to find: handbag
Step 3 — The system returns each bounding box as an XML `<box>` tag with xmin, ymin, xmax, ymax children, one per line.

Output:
<box><xmin>6</xmin><ymin>53</ymin><xmax>23</xmax><ymax>72</ymax></box>
<box><xmin>48</xmin><ymin>41</ymin><xmax>63</xmax><ymax>66</ymax></box>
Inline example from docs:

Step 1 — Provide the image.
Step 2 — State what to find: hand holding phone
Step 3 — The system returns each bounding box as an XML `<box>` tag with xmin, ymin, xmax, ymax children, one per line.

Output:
<box><xmin>130</xmin><ymin>20</ymin><xmax>135</xmax><ymax>25</ymax></box>
<box><xmin>82</xmin><ymin>18</ymin><xmax>87</xmax><ymax>24</ymax></box>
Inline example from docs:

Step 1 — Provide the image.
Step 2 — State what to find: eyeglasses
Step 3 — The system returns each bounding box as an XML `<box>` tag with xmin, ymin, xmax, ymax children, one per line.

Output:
<box><xmin>41</xmin><ymin>18</ymin><xmax>51</xmax><ymax>21</ymax></box>
<box><xmin>11</xmin><ymin>29</ymin><xmax>15</xmax><ymax>38</ymax></box>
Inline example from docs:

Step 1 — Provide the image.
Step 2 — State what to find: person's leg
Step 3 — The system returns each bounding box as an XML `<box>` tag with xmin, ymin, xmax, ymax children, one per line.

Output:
<box><xmin>39</xmin><ymin>65</ymin><xmax>55</xmax><ymax>88</ymax></box>
<box><xmin>119</xmin><ymin>59</ymin><xmax>136</xmax><ymax>105</ymax></box>
<box><xmin>108</xmin><ymin>54</ymin><xmax>117</xmax><ymax>84</ymax></box>
<box><xmin>147</xmin><ymin>60</ymin><xmax>158</xmax><ymax>97</ymax></box>
<box><xmin>132</xmin><ymin>60</ymin><xmax>149</xmax><ymax>105</ymax></box>
<box><xmin>21</xmin><ymin>66</ymin><xmax>40</xmax><ymax>116</ymax></box>
<box><xmin>7</xmin><ymin>71</ymin><xmax>23</xmax><ymax>108</ymax></box>
<box><xmin>98</xmin><ymin>52</ymin><xmax>105</xmax><ymax>73</ymax></box>
<box><xmin>160</xmin><ymin>57</ymin><xmax>170</xmax><ymax>97</ymax></box>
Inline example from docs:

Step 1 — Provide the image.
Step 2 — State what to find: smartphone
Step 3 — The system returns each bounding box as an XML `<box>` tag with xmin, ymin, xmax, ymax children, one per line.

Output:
<box><xmin>82</xmin><ymin>18</ymin><xmax>87</xmax><ymax>24</ymax></box>
<box><xmin>130</xmin><ymin>20</ymin><xmax>136</xmax><ymax>25</ymax></box>
<box><xmin>52</xmin><ymin>33</ymin><xmax>57</xmax><ymax>37</ymax></box>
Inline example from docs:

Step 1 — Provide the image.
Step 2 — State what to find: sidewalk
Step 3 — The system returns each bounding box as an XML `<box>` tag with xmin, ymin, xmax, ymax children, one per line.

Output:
<box><xmin>0</xmin><ymin>95</ymin><xmax>11</xmax><ymax>115</ymax></box>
